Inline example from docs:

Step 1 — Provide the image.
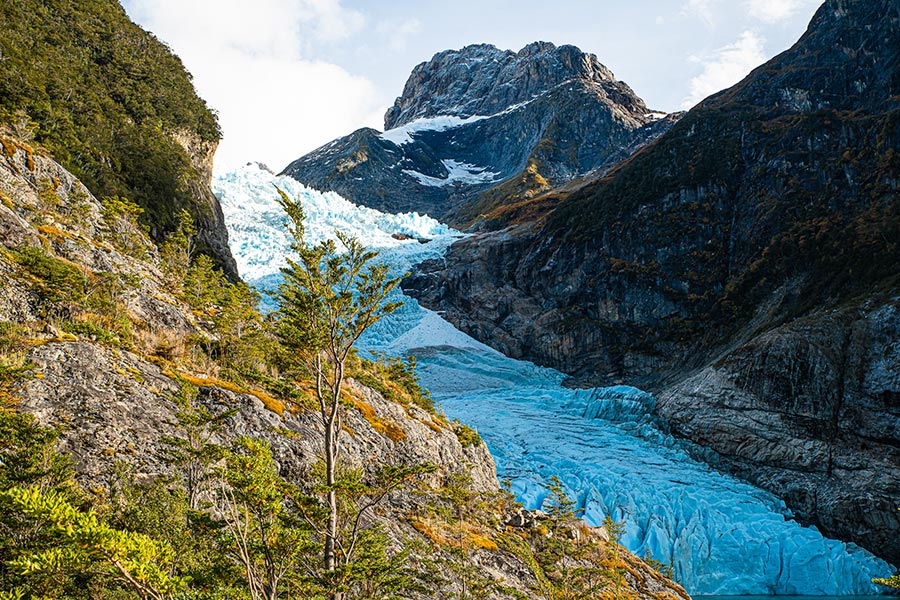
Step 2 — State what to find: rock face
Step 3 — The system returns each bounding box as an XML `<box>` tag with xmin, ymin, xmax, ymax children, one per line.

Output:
<box><xmin>406</xmin><ymin>0</ymin><xmax>900</xmax><ymax>565</ymax></box>
<box><xmin>21</xmin><ymin>340</ymin><xmax>499</xmax><ymax>497</ymax></box>
<box><xmin>282</xmin><ymin>42</ymin><xmax>677</xmax><ymax>225</ymax></box>
<box><xmin>657</xmin><ymin>302</ymin><xmax>900</xmax><ymax>567</ymax></box>
<box><xmin>384</xmin><ymin>42</ymin><xmax>630</xmax><ymax>128</ymax></box>
<box><xmin>170</xmin><ymin>130</ymin><xmax>239</xmax><ymax>280</ymax></box>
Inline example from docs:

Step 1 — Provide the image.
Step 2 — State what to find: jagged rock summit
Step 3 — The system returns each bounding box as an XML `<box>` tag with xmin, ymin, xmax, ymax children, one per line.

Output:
<box><xmin>282</xmin><ymin>42</ymin><xmax>676</xmax><ymax>225</ymax></box>
<box><xmin>384</xmin><ymin>42</ymin><xmax>628</xmax><ymax>128</ymax></box>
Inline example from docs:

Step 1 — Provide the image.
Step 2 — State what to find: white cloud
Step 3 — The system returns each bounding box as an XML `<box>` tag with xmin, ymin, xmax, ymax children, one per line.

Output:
<box><xmin>375</xmin><ymin>17</ymin><xmax>423</xmax><ymax>52</ymax></box>
<box><xmin>122</xmin><ymin>0</ymin><xmax>381</xmax><ymax>173</ymax></box>
<box><xmin>746</xmin><ymin>0</ymin><xmax>805</xmax><ymax>23</ymax></box>
<box><xmin>681</xmin><ymin>30</ymin><xmax>766</xmax><ymax>109</ymax></box>
<box><xmin>682</xmin><ymin>0</ymin><xmax>719</xmax><ymax>26</ymax></box>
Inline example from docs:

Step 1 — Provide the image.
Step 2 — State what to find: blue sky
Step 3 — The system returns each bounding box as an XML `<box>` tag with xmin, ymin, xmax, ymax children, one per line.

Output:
<box><xmin>122</xmin><ymin>0</ymin><xmax>822</xmax><ymax>173</ymax></box>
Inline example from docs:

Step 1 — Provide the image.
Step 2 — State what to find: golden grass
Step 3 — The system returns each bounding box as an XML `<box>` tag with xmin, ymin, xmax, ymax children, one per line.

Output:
<box><xmin>177</xmin><ymin>372</ymin><xmax>286</xmax><ymax>416</ymax></box>
<box><xmin>350</xmin><ymin>397</ymin><xmax>406</xmax><ymax>442</ymax></box>
<box><xmin>416</xmin><ymin>414</ymin><xmax>445</xmax><ymax>434</ymax></box>
<box><xmin>37</xmin><ymin>224</ymin><xmax>71</xmax><ymax>240</ymax></box>
<box><xmin>409</xmin><ymin>515</ymin><xmax>499</xmax><ymax>552</ymax></box>
<box><xmin>0</xmin><ymin>190</ymin><xmax>14</xmax><ymax>210</ymax></box>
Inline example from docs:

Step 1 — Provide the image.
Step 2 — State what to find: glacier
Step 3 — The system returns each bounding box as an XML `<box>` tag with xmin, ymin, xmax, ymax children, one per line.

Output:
<box><xmin>214</xmin><ymin>163</ymin><xmax>893</xmax><ymax>596</ymax></box>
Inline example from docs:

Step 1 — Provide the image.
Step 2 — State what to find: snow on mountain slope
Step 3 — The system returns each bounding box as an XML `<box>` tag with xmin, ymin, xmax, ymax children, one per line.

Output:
<box><xmin>403</xmin><ymin>160</ymin><xmax>500</xmax><ymax>188</ymax></box>
<box><xmin>380</xmin><ymin>114</ymin><xmax>490</xmax><ymax>146</ymax></box>
<box><xmin>214</xmin><ymin>166</ymin><xmax>891</xmax><ymax>595</ymax></box>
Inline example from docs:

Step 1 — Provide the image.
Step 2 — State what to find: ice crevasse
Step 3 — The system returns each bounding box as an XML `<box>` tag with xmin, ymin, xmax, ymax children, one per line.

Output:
<box><xmin>214</xmin><ymin>164</ymin><xmax>892</xmax><ymax>596</ymax></box>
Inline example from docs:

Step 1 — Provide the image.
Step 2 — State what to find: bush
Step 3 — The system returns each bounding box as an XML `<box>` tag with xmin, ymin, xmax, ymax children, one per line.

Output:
<box><xmin>453</xmin><ymin>420</ymin><xmax>481</xmax><ymax>448</ymax></box>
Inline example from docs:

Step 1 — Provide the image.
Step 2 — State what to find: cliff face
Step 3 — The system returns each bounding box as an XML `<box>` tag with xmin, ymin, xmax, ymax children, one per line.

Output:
<box><xmin>405</xmin><ymin>0</ymin><xmax>900</xmax><ymax>565</ymax></box>
<box><xmin>0</xmin><ymin>0</ymin><xmax>237</xmax><ymax>278</ymax></box>
<box><xmin>657</xmin><ymin>302</ymin><xmax>900</xmax><ymax>567</ymax></box>
<box><xmin>282</xmin><ymin>42</ymin><xmax>676</xmax><ymax>225</ymax></box>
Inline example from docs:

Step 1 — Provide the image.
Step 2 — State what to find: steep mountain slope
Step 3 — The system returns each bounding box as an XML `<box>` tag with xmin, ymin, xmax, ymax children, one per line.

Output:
<box><xmin>282</xmin><ymin>42</ymin><xmax>676</xmax><ymax>225</ymax></box>
<box><xmin>405</xmin><ymin>0</ymin><xmax>900</xmax><ymax>565</ymax></box>
<box><xmin>0</xmin><ymin>0</ymin><xmax>237</xmax><ymax>277</ymax></box>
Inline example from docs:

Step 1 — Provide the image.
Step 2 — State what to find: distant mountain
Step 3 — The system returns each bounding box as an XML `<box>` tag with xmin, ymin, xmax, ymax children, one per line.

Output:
<box><xmin>405</xmin><ymin>0</ymin><xmax>900</xmax><ymax>566</ymax></box>
<box><xmin>282</xmin><ymin>42</ymin><xmax>677</xmax><ymax>226</ymax></box>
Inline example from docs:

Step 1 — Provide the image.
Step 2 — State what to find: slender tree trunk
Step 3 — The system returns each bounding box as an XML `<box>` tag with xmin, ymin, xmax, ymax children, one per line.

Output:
<box><xmin>324</xmin><ymin>415</ymin><xmax>337</xmax><ymax>574</ymax></box>
<box><xmin>323</xmin><ymin>362</ymin><xmax>345</xmax><ymax>600</ymax></box>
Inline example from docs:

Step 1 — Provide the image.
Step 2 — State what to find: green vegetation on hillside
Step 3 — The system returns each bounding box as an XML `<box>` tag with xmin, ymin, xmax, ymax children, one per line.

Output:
<box><xmin>0</xmin><ymin>0</ymin><xmax>220</xmax><ymax>237</ymax></box>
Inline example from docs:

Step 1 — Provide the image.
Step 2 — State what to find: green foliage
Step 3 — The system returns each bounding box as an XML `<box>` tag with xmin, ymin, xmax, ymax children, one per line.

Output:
<box><xmin>215</xmin><ymin>437</ymin><xmax>312</xmax><ymax>600</ymax></box>
<box><xmin>0</xmin><ymin>354</ymin><xmax>33</xmax><ymax>408</ymax></box>
<box><xmin>100</xmin><ymin>196</ymin><xmax>152</xmax><ymax>258</ymax></box>
<box><xmin>352</xmin><ymin>353</ymin><xmax>435</xmax><ymax>414</ymax></box>
<box><xmin>182</xmin><ymin>253</ymin><xmax>265</xmax><ymax>374</ymax></box>
<box><xmin>0</xmin><ymin>0</ymin><xmax>220</xmax><ymax>243</ymax></box>
<box><xmin>160</xmin><ymin>209</ymin><xmax>197</xmax><ymax>285</ymax></box>
<box><xmin>601</xmin><ymin>514</ymin><xmax>626</xmax><ymax>545</ymax></box>
<box><xmin>159</xmin><ymin>382</ymin><xmax>230</xmax><ymax>510</ymax></box>
<box><xmin>274</xmin><ymin>187</ymin><xmax>403</xmax><ymax>374</ymax></box>
<box><xmin>9</xmin><ymin>246</ymin><xmax>86</xmax><ymax>303</ymax></box>
<box><xmin>452</xmin><ymin>420</ymin><xmax>482</xmax><ymax>448</ymax></box>
<box><xmin>59</xmin><ymin>319</ymin><xmax>121</xmax><ymax>346</ymax></box>
<box><xmin>0</xmin><ymin>410</ymin><xmax>78</xmax><ymax>599</ymax></box>
<box><xmin>3</xmin><ymin>486</ymin><xmax>186</xmax><ymax>600</ymax></box>
<box><xmin>543</xmin><ymin>476</ymin><xmax>577</xmax><ymax>524</ymax></box>
<box><xmin>274</xmin><ymin>186</ymin><xmax>405</xmax><ymax>580</ymax></box>
<box><xmin>641</xmin><ymin>549</ymin><xmax>675</xmax><ymax>580</ymax></box>
<box><xmin>0</xmin><ymin>410</ymin><xmax>74</xmax><ymax>494</ymax></box>
<box><xmin>107</xmin><ymin>472</ymin><xmax>242</xmax><ymax>599</ymax></box>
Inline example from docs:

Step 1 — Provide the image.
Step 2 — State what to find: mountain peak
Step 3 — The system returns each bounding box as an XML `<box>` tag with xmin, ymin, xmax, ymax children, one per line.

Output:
<box><xmin>383</xmin><ymin>41</ymin><xmax>621</xmax><ymax>130</ymax></box>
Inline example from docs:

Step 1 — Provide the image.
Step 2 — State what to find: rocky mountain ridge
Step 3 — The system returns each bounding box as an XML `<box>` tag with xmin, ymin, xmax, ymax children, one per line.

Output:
<box><xmin>384</xmin><ymin>42</ymin><xmax>629</xmax><ymax>128</ymax></box>
<box><xmin>282</xmin><ymin>42</ymin><xmax>677</xmax><ymax>225</ymax></box>
<box><xmin>404</xmin><ymin>0</ymin><xmax>900</xmax><ymax>566</ymax></box>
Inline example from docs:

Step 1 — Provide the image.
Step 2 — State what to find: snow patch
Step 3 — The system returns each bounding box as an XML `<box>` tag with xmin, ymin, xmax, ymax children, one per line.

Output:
<box><xmin>380</xmin><ymin>99</ymin><xmax>536</xmax><ymax>146</ymax></box>
<box><xmin>403</xmin><ymin>159</ymin><xmax>499</xmax><ymax>187</ymax></box>
<box><xmin>380</xmin><ymin>114</ymin><xmax>489</xmax><ymax>145</ymax></box>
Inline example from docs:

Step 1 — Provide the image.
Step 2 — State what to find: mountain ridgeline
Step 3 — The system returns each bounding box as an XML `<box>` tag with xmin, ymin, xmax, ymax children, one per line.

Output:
<box><xmin>402</xmin><ymin>0</ymin><xmax>900</xmax><ymax>566</ymax></box>
<box><xmin>282</xmin><ymin>42</ymin><xmax>678</xmax><ymax>226</ymax></box>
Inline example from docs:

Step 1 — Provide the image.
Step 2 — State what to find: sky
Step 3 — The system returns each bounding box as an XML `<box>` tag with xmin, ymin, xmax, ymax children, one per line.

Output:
<box><xmin>121</xmin><ymin>0</ymin><xmax>823</xmax><ymax>174</ymax></box>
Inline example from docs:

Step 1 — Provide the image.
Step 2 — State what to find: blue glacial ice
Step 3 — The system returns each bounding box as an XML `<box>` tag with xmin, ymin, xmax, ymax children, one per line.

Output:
<box><xmin>215</xmin><ymin>164</ymin><xmax>893</xmax><ymax>596</ymax></box>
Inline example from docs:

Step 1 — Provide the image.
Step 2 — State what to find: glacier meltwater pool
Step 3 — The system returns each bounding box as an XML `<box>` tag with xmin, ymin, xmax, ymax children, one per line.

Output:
<box><xmin>215</xmin><ymin>164</ymin><xmax>893</xmax><ymax>596</ymax></box>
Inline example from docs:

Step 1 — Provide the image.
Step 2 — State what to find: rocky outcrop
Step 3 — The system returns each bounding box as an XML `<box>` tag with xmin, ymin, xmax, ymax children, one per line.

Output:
<box><xmin>407</xmin><ymin>0</ymin><xmax>900</xmax><ymax>565</ymax></box>
<box><xmin>170</xmin><ymin>130</ymin><xmax>239</xmax><ymax>279</ymax></box>
<box><xmin>20</xmin><ymin>340</ymin><xmax>499</xmax><ymax>496</ymax></box>
<box><xmin>282</xmin><ymin>42</ymin><xmax>676</xmax><ymax>225</ymax></box>
<box><xmin>383</xmin><ymin>42</ymin><xmax>636</xmax><ymax>128</ymax></box>
<box><xmin>657</xmin><ymin>300</ymin><xmax>900</xmax><ymax>565</ymax></box>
